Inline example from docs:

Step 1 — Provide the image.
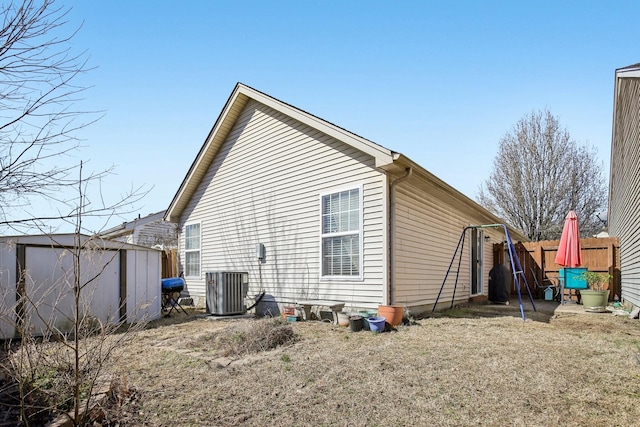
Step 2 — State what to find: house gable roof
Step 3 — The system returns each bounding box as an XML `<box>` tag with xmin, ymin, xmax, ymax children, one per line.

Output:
<box><xmin>165</xmin><ymin>83</ymin><xmax>527</xmax><ymax>241</ymax></box>
<box><xmin>165</xmin><ymin>83</ymin><xmax>396</xmax><ymax>222</ymax></box>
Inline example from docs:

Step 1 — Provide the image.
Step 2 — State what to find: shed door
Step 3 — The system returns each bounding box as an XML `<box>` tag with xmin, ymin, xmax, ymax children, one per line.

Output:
<box><xmin>470</xmin><ymin>229</ymin><xmax>484</xmax><ymax>296</ymax></box>
<box><xmin>23</xmin><ymin>246</ymin><xmax>121</xmax><ymax>335</ymax></box>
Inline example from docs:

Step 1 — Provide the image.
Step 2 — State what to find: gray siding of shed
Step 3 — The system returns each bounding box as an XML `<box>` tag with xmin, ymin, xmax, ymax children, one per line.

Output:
<box><xmin>0</xmin><ymin>235</ymin><xmax>161</xmax><ymax>339</ymax></box>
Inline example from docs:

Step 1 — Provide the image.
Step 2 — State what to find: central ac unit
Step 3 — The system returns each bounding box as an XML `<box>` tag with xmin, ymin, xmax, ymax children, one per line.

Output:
<box><xmin>206</xmin><ymin>271</ymin><xmax>249</xmax><ymax>315</ymax></box>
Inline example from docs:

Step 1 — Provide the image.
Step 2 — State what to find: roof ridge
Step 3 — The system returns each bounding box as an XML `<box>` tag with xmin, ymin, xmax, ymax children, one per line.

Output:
<box><xmin>237</xmin><ymin>82</ymin><xmax>393</xmax><ymax>153</ymax></box>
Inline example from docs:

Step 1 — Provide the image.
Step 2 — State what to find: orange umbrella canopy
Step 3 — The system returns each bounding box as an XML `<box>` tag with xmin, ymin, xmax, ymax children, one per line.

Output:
<box><xmin>555</xmin><ymin>210</ymin><xmax>583</xmax><ymax>267</ymax></box>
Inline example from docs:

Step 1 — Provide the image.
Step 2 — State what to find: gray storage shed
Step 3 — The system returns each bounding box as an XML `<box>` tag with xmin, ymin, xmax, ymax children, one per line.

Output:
<box><xmin>0</xmin><ymin>234</ymin><xmax>161</xmax><ymax>339</ymax></box>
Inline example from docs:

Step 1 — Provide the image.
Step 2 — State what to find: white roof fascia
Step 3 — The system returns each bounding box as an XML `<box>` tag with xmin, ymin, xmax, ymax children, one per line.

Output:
<box><xmin>617</xmin><ymin>68</ymin><xmax>640</xmax><ymax>78</ymax></box>
<box><xmin>165</xmin><ymin>86</ymin><xmax>248</xmax><ymax>222</ymax></box>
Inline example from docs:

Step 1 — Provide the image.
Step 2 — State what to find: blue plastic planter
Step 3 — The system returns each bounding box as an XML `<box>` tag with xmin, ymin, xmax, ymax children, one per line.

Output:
<box><xmin>367</xmin><ymin>316</ymin><xmax>386</xmax><ymax>333</ymax></box>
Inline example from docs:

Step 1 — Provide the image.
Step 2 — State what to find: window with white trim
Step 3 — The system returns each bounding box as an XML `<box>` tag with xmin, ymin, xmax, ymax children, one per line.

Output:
<box><xmin>184</xmin><ymin>223</ymin><xmax>201</xmax><ymax>278</ymax></box>
<box><xmin>321</xmin><ymin>187</ymin><xmax>361</xmax><ymax>277</ymax></box>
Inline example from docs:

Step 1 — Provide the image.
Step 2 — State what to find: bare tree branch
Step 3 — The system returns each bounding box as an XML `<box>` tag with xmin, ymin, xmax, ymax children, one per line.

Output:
<box><xmin>478</xmin><ymin>108</ymin><xmax>607</xmax><ymax>240</ymax></box>
<box><xmin>0</xmin><ymin>0</ymin><xmax>99</xmax><ymax>222</ymax></box>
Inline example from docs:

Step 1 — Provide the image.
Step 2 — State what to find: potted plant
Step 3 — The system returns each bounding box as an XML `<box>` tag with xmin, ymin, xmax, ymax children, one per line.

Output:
<box><xmin>580</xmin><ymin>271</ymin><xmax>612</xmax><ymax>312</ymax></box>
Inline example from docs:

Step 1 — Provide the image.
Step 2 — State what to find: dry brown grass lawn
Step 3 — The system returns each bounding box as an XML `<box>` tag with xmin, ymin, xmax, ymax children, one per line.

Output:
<box><xmin>107</xmin><ymin>302</ymin><xmax>640</xmax><ymax>426</ymax></box>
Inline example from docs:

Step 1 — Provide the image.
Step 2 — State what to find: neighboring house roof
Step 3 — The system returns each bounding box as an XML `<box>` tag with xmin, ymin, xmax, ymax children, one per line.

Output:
<box><xmin>615</xmin><ymin>64</ymin><xmax>640</xmax><ymax>84</ymax></box>
<box><xmin>99</xmin><ymin>211</ymin><xmax>167</xmax><ymax>240</ymax></box>
<box><xmin>617</xmin><ymin>63</ymin><xmax>640</xmax><ymax>72</ymax></box>
<box><xmin>98</xmin><ymin>210</ymin><xmax>177</xmax><ymax>250</ymax></box>
<box><xmin>165</xmin><ymin>83</ymin><xmax>527</xmax><ymax>241</ymax></box>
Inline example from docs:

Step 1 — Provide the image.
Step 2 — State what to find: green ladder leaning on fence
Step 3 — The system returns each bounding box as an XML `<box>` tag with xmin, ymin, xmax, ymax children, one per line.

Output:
<box><xmin>432</xmin><ymin>224</ymin><xmax>536</xmax><ymax>321</ymax></box>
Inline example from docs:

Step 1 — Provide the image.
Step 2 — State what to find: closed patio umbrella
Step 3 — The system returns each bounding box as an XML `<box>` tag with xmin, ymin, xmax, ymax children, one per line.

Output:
<box><xmin>555</xmin><ymin>210</ymin><xmax>582</xmax><ymax>267</ymax></box>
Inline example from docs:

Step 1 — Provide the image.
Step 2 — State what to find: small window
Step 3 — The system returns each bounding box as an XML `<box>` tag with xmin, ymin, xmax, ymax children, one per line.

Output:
<box><xmin>320</xmin><ymin>187</ymin><xmax>362</xmax><ymax>278</ymax></box>
<box><xmin>184</xmin><ymin>223</ymin><xmax>201</xmax><ymax>278</ymax></box>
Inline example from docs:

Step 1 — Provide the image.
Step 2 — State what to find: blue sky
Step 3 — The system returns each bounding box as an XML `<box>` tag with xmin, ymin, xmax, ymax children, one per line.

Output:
<box><xmin>45</xmin><ymin>0</ymin><xmax>639</xmax><ymax>232</ymax></box>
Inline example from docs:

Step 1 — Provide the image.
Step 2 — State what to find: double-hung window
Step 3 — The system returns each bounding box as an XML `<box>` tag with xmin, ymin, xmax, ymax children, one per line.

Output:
<box><xmin>320</xmin><ymin>187</ymin><xmax>362</xmax><ymax>278</ymax></box>
<box><xmin>184</xmin><ymin>223</ymin><xmax>201</xmax><ymax>278</ymax></box>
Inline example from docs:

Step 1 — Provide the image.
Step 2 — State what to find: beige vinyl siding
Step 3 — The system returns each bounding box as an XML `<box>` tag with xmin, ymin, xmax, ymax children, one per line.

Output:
<box><xmin>392</xmin><ymin>175</ymin><xmax>503</xmax><ymax>308</ymax></box>
<box><xmin>610</xmin><ymin>76</ymin><xmax>640</xmax><ymax>307</ymax></box>
<box><xmin>394</xmin><ymin>185</ymin><xmax>470</xmax><ymax>306</ymax></box>
<box><xmin>178</xmin><ymin>99</ymin><xmax>386</xmax><ymax>308</ymax></box>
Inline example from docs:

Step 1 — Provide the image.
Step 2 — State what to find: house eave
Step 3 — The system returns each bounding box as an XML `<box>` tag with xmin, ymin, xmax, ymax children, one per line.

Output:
<box><xmin>166</xmin><ymin>87</ymin><xmax>251</xmax><ymax>223</ymax></box>
<box><xmin>384</xmin><ymin>154</ymin><xmax>528</xmax><ymax>242</ymax></box>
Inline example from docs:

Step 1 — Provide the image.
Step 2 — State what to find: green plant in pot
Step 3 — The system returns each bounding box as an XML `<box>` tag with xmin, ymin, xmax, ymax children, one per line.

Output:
<box><xmin>580</xmin><ymin>271</ymin><xmax>612</xmax><ymax>313</ymax></box>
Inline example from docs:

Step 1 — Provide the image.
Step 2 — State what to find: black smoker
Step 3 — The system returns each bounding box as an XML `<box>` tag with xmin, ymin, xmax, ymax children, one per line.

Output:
<box><xmin>488</xmin><ymin>264</ymin><xmax>511</xmax><ymax>304</ymax></box>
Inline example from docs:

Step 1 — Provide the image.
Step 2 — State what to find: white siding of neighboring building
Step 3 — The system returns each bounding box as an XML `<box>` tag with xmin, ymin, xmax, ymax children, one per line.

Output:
<box><xmin>104</xmin><ymin>213</ymin><xmax>177</xmax><ymax>249</ymax></box>
<box><xmin>128</xmin><ymin>220</ymin><xmax>177</xmax><ymax>249</ymax></box>
<box><xmin>609</xmin><ymin>75</ymin><xmax>640</xmax><ymax>307</ymax></box>
<box><xmin>178</xmin><ymin>99</ymin><xmax>387</xmax><ymax>309</ymax></box>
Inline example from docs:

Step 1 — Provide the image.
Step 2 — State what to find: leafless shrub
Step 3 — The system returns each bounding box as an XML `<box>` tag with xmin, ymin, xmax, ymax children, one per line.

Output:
<box><xmin>213</xmin><ymin>318</ymin><xmax>297</xmax><ymax>357</ymax></box>
<box><xmin>1</xmin><ymin>308</ymin><xmax>148</xmax><ymax>425</ymax></box>
<box><xmin>0</xmin><ymin>1</ymin><xmax>152</xmax><ymax>425</ymax></box>
<box><xmin>88</xmin><ymin>375</ymin><xmax>141</xmax><ymax>427</ymax></box>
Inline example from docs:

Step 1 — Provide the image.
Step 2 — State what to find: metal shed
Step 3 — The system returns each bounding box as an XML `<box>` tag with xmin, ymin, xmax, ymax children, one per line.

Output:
<box><xmin>0</xmin><ymin>234</ymin><xmax>162</xmax><ymax>339</ymax></box>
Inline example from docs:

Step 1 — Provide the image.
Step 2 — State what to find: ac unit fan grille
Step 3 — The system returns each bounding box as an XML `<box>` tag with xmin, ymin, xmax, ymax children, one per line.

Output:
<box><xmin>206</xmin><ymin>272</ymin><xmax>248</xmax><ymax>315</ymax></box>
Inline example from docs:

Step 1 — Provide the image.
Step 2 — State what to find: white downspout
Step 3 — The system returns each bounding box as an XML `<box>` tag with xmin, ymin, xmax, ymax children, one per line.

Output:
<box><xmin>389</xmin><ymin>167</ymin><xmax>413</xmax><ymax>305</ymax></box>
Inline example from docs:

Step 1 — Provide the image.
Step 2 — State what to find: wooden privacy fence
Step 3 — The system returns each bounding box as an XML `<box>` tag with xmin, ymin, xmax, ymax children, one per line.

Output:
<box><xmin>492</xmin><ymin>237</ymin><xmax>620</xmax><ymax>300</ymax></box>
<box><xmin>161</xmin><ymin>249</ymin><xmax>178</xmax><ymax>278</ymax></box>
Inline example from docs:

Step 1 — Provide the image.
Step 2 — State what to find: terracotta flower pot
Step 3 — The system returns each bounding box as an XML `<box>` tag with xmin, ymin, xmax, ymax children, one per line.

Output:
<box><xmin>378</xmin><ymin>305</ymin><xmax>404</xmax><ymax>326</ymax></box>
